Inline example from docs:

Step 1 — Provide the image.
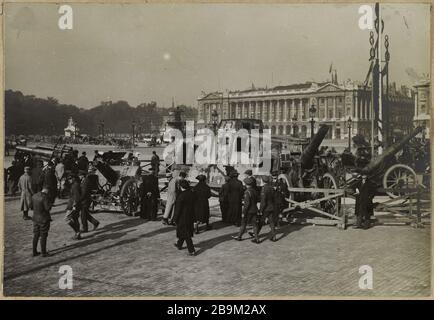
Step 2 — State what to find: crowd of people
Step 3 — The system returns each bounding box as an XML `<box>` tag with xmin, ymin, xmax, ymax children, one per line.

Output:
<box><xmin>8</xmin><ymin>148</ymin><xmax>102</xmax><ymax>257</ymax></box>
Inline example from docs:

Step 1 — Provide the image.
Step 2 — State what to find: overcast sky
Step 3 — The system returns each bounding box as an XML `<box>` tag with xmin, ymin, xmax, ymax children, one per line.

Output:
<box><xmin>5</xmin><ymin>3</ymin><xmax>430</xmax><ymax>109</ymax></box>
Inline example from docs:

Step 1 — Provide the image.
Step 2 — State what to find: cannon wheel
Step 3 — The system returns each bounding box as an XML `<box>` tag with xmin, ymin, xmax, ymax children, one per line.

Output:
<box><xmin>383</xmin><ymin>164</ymin><xmax>418</xmax><ymax>199</ymax></box>
<box><xmin>120</xmin><ymin>178</ymin><xmax>139</xmax><ymax>216</ymax></box>
<box><xmin>320</xmin><ymin>172</ymin><xmax>340</xmax><ymax>216</ymax></box>
<box><xmin>277</xmin><ymin>173</ymin><xmax>296</xmax><ymax>217</ymax></box>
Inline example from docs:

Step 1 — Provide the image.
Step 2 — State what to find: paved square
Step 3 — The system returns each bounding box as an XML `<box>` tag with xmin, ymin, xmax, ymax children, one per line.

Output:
<box><xmin>2</xmin><ymin>196</ymin><xmax>431</xmax><ymax>297</ymax></box>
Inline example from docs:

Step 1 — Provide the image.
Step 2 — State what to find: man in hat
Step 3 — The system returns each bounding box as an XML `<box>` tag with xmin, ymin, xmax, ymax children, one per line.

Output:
<box><xmin>139</xmin><ymin>168</ymin><xmax>160</xmax><ymax>220</ymax></box>
<box><xmin>79</xmin><ymin>169</ymin><xmax>100</xmax><ymax>233</ymax></box>
<box><xmin>192</xmin><ymin>174</ymin><xmax>212</xmax><ymax>233</ymax></box>
<box><xmin>173</xmin><ymin>179</ymin><xmax>196</xmax><ymax>256</ymax></box>
<box><xmin>232</xmin><ymin>176</ymin><xmax>260</xmax><ymax>243</ymax></box>
<box><xmin>42</xmin><ymin>161</ymin><xmax>58</xmax><ymax>206</ymax></box>
<box><xmin>18</xmin><ymin>166</ymin><xmax>33</xmax><ymax>220</ymax></box>
<box><xmin>226</xmin><ymin>170</ymin><xmax>244</xmax><ymax>226</ymax></box>
<box><xmin>219</xmin><ymin>175</ymin><xmax>231</xmax><ymax>222</ymax></box>
<box><xmin>162</xmin><ymin>171</ymin><xmax>186</xmax><ymax>225</ymax></box>
<box><xmin>354</xmin><ymin>174</ymin><xmax>376</xmax><ymax>229</ymax></box>
<box><xmin>257</xmin><ymin>175</ymin><xmax>278</xmax><ymax>241</ymax></box>
<box><xmin>65</xmin><ymin>174</ymin><xmax>82</xmax><ymax>240</ymax></box>
<box><xmin>77</xmin><ymin>151</ymin><xmax>89</xmax><ymax>172</ymax></box>
<box><xmin>55</xmin><ymin>159</ymin><xmax>65</xmax><ymax>198</ymax></box>
<box><xmin>151</xmin><ymin>151</ymin><xmax>160</xmax><ymax>177</ymax></box>
<box><xmin>32</xmin><ymin>188</ymin><xmax>52</xmax><ymax>257</ymax></box>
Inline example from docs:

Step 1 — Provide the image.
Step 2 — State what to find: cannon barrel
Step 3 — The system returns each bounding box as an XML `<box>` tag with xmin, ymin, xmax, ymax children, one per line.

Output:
<box><xmin>300</xmin><ymin>124</ymin><xmax>329</xmax><ymax>170</ymax></box>
<box><xmin>360</xmin><ymin>126</ymin><xmax>424</xmax><ymax>175</ymax></box>
<box><xmin>15</xmin><ymin>145</ymin><xmax>54</xmax><ymax>161</ymax></box>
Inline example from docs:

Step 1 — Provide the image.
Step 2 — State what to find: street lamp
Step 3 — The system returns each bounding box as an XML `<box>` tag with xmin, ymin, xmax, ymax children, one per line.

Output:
<box><xmin>212</xmin><ymin>109</ymin><xmax>219</xmax><ymax>134</ymax></box>
<box><xmin>347</xmin><ymin>116</ymin><xmax>353</xmax><ymax>152</ymax></box>
<box><xmin>309</xmin><ymin>103</ymin><xmax>317</xmax><ymax>138</ymax></box>
<box><xmin>132</xmin><ymin>120</ymin><xmax>136</xmax><ymax>149</ymax></box>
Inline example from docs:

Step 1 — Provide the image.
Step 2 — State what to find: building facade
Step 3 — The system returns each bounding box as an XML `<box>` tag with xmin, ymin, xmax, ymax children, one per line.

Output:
<box><xmin>197</xmin><ymin>81</ymin><xmax>414</xmax><ymax>141</ymax></box>
<box><xmin>413</xmin><ymin>80</ymin><xmax>430</xmax><ymax>138</ymax></box>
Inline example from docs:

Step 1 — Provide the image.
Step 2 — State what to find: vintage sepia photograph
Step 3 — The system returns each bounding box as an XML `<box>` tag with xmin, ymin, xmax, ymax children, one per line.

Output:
<box><xmin>1</xmin><ymin>2</ymin><xmax>432</xmax><ymax>298</ymax></box>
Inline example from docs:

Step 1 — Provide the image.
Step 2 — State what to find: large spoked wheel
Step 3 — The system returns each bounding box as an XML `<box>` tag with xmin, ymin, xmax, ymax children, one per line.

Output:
<box><xmin>277</xmin><ymin>173</ymin><xmax>295</xmax><ymax>217</ymax></box>
<box><xmin>120</xmin><ymin>178</ymin><xmax>139</xmax><ymax>216</ymax></box>
<box><xmin>320</xmin><ymin>172</ymin><xmax>340</xmax><ymax>216</ymax></box>
<box><xmin>383</xmin><ymin>164</ymin><xmax>418</xmax><ymax>199</ymax></box>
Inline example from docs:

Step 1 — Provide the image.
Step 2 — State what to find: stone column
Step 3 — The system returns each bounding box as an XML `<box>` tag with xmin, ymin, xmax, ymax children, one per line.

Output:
<box><xmin>283</xmin><ymin>99</ymin><xmax>288</xmax><ymax>122</ymax></box>
<box><xmin>333</xmin><ymin>97</ymin><xmax>337</xmax><ymax>120</ymax></box>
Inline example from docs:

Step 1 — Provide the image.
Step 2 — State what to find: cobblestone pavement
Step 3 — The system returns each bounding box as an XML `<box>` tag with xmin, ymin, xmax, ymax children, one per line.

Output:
<box><xmin>2</xmin><ymin>195</ymin><xmax>431</xmax><ymax>298</ymax></box>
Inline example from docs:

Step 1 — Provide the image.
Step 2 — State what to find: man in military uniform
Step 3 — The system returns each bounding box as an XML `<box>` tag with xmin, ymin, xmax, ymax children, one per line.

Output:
<box><xmin>232</xmin><ymin>176</ymin><xmax>260</xmax><ymax>243</ymax></box>
<box><xmin>32</xmin><ymin>188</ymin><xmax>52</xmax><ymax>257</ymax></box>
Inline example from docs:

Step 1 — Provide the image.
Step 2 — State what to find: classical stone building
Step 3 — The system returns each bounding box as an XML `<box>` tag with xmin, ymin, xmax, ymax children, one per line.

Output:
<box><xmin>413</xmin><ymin>80</ymin><xmax>430</xmax><ymax>138</ymax></box>
<box><xmin>197</xmin><ymin>81</ymin><xmax>414</xmax><ymax>141</ymax></box>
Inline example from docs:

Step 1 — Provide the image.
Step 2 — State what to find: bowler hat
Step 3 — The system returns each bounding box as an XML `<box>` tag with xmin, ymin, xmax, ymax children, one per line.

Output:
<box><xmin>244</xmin><ymin>169</ymin><xmax>253</xmax><ymax>176</ymax></box>
<box><xmin>230</xmin><ymin>170</ymin><xmax>239</xmax><ymax>178</ymax></box>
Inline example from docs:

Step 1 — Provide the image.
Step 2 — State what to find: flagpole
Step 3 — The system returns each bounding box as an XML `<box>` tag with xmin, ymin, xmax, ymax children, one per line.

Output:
<box><xmin>377</xmin><ymin>3</ymin><xmax>383</xmax><ymax>154</ymax></box>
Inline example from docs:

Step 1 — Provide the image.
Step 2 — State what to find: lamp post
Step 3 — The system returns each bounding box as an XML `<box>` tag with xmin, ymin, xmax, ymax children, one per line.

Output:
<box><xmin>309</xmin><ymin>103</ymin><xmax>316</xmax><ymax>138</ymax></box>
<box><xmin>132</xmin><ymin>120</ymin><xmax>136</xmax><ymax>149</ymax></box>
<box><xmin>211</xmin><ymin>109</ymin><xmax>219</xmax><ymax>134</ymax></box>
<box><xmin>347</xmin><ymin>116</ymin><xmax>353</xmax><ymax>152</ymax></box>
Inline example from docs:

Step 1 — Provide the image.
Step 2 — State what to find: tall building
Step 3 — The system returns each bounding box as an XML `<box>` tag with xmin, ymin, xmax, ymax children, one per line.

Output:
<box><xmin>197</xmin><ymin>80</ymin><xmax>414</xmax><ymax>141</ymax></box>
<box><xmin>413</xmin><ymin>79</ymin><xmax>430</xmax><ymax>138</ymax></box>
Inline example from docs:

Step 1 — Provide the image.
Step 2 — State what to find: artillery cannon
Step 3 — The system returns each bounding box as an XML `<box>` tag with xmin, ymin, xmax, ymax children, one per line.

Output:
<box><xmin>345</xmin><ymin>126</ymin><xmax>425</xmax><ymax>198</ymax></box>
<box><xmin>90</xmin><ymin>151</ymin><xmax>143</xmax><ymax>216</ymax></box>
<box><xmin>15</xmin><ymin>144</ymin><xmax>74</xmax><ymax>163</ymax></box>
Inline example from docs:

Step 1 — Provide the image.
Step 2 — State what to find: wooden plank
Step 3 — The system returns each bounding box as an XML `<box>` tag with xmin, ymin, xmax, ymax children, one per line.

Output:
<box><xmin>287</xmin><ymin>187</ymin><xmax>345</xmax><ymax>193</ymax></box>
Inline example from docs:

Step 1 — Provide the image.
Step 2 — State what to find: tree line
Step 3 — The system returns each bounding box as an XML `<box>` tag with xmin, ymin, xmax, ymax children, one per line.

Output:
<box><xmin>5</xmin><ymin>90</ymin><xmax>197</xmax><ymax>136</ymax></box>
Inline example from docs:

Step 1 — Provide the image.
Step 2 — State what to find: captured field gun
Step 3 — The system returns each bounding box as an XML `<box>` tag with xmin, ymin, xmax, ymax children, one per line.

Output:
<box><xmin>276</xmin><ymin>125</ymin><xmax>344</xmax><ymax>218</ymax></box>
<box><xmin>345</xmin><ymin>126</ymin><xmax>425</xmax><ymax>198</ymax></box>
<box><xmin>90</xmin><ymin>151</ymin><xmax>143</xmax><ymax>215</ymax></box>
<box><xmin>15</xmin><ymin>144</ymin><xmax>74</xmax><ymax>163</ymax></box>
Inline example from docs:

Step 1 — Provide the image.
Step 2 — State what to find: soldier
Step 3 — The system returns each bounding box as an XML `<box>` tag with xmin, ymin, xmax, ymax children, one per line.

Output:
<box><xmin>232</xmin><ymin>177</ymin><xmax>260</xmax><ymax>243</ymax></box>
<box><xmin>31</xmin><ymin>188</ymin><xmax>52</xmax><ymax>257</ymax></box>
<box><xmin>173</xmin><ymin>180</ymin><xmax>197</xmax><ymax>256</ymax></box>
<box><xmin>226</xmin><ymin>170</ymin><xmax>244</xmax><ymax>226</ymax></box>
<box><xmin>219</xmin><ymin>175</ymin><xmax>230</xmax><ymax>222</ymax></box>
<box><xmin>18</xmin><ymin>166</ymin><xmax>33</xmax><ymax>220</ymax></box>
<box><xmin>139</xmin><ymin>169</ymin><xmax>160</xmax><ymax>220</ymax></box>
<box><xmin>193</xmin><ymin>174</ymin><xmax>212</xmax><ymax>233</ymax></box>
<box><xmin>65</xmin><ymin>175</ymin><xmax>82</xmax><ymax>240</ymax></box>
<box><xmin>257</xmin><ymin>175</ymin><xmax>278</xmax><ymax>241</ymax></box>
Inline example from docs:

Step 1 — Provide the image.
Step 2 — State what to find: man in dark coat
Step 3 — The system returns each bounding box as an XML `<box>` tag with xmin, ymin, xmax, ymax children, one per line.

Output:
<box><xmin>77</xmin><ymin>152</ymin><xmax>89</xmax><ymax>172</ymax></box>
<box><xmin>354</xmin><ymin>175</ymin><xmax>377</xmax><ymax>229</ymax></box>
<box><xmin>151</xmin><ymin>151</ymin><xmax>160</xmax><ymax>177</ymax></box>
<box><xmin>32</xmin><ymin>188</ymin><xmax>52</xmax><ymax>257</ymax></box>
<box><xmin>65</xmin><ymin>175</ymin><xmax>82</xmax><ymax>240</ymax></box>
<box><xmin>173</xmin><ymin>180</ymin><xmax>196</xmax><ymax>256</ymax></box>
<box><xmin>80</xmin><ymin>170</ymin><xmax>100</xmax><ymax>233</ymax></box>
<box><xmin>219</xmin><ymin>175</ymin><xmax>230</xmax><ymax>222</ymax></box>
<box><xmin>257</xmin><ymin>175</ymin><xmax>278</xmax><ymax>241</ymax></box>
<box><xmin>193</xmin><ymin>174</ymin><xmax>212</xmax><ymax>233</ymax></box>
<box><xmin>226</xmin><ymin>170</ymin><xmax>244</xmax><ymax>226</ymax></box>
<box><xmin>42</xmin><ymin>162</ymin><xmax>58</xmax><ymax>206</ymax></box>
<box><xmin>232</xmin><ymin>177</ymin><xmax>260</xmax><ymax>243</ymax></box>
<box><xmin>139</xmin><ymin>169</ymin><xmax>161</xmax><ymax>220</ymax></box>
